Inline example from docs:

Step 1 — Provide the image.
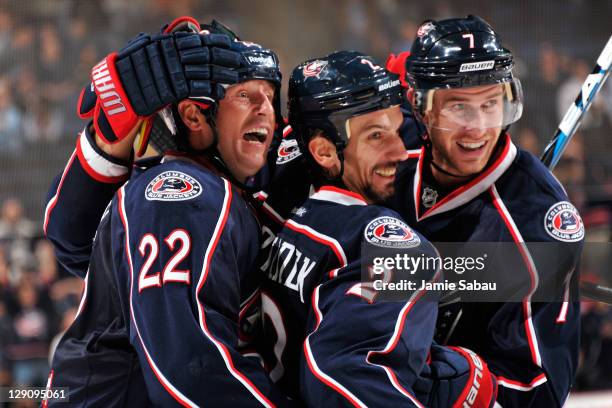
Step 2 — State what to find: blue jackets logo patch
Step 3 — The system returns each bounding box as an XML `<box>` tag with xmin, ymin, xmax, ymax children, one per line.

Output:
<box><xmin>544</xmin><ymin>201</ymin><xmax>584</xmax><ymax>242</ymax></box>
<box><xmin>303</xmin><ymin>60</ymin><xmax>328</xmax><ymax>79</ymax></box>
<box><xmin>276</xmin><ymin>138</ymin><xmax>302</xmax><ymax>164</ymax></box>
<box><xmin>145</xmin><ymin>171</ymin><xmax>202</xmax><ymax>201</ymax></box>
<box><xmin>365</xmin><ymin>216</ymin><xmax>420</xmax><ymax>248</ymax></box>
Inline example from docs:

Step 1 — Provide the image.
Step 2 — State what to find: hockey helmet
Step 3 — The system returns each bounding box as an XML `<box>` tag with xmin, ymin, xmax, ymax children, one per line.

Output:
<box><xmin>146</xmin><ymin>17</ymin><xmax>283</xmax><ymax>153</ymax></box>
<box><xmin>405</xmin><ymin>15</ymin><xmax>523</xmax><ymax>132</ymax></box>
<box><xmin>288</xmin><ymin>50</ymin><xmax>403</xmax><ymax>151</ymax></box>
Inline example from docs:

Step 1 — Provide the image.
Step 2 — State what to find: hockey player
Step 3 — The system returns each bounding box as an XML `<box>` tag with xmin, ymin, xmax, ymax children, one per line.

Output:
<box><xmin>44</xmin><ymin>17</ymin><xmax>292</xmax><ymax>406</ymax></box>
<box><xmin>388</xmin><ymin>15</ymin><xmax>584</xmax><ymax>407</ymax></box>
<box><xmin>257</xmin><ymin>50</ymin><xmax>498</xmax><ymax>407</ymax></box>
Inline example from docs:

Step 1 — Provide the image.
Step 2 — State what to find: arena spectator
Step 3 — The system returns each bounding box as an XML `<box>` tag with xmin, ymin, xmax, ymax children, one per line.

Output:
<box><xmin>0</xmin><ymin>198</ymin><xmax>36</xmax><ymax>270</ymax></box>
<box><xmin>0</xmin><ymin>79</ymin><xmax>23</xmax><ymax>153</ymax></box>
<box><xmin>5</xmin><ymin>279</ymin><xmax>52</xmax><ymax>387</ymax></box>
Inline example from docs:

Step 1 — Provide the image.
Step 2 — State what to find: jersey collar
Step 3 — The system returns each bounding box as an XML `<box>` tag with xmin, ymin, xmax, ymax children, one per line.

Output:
<box><xmin>413</xmin><ymin>133</ymin><xmax>517</xmax><ymax>221</ymax></box>
<box><xmin>310</xmin><ymin>186</ymin><xmax>368</xmax><ymax>206</ymax></box>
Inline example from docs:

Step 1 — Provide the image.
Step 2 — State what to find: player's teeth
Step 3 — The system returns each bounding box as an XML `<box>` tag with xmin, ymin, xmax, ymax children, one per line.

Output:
<box><xmin>244</xmin><ymin>128</ymin><xmax>268</xmax><ymax>143</ymax></box>
<box><xmin>246</xmin><ymin>128</ymin><xmax>267</xmax><ymax>136</ymax></box>
<box><xmin>375</xmin><ymin>167</ymin><xmax>396</xmax><ymax>177</ymax></box>
<box><xmin>458</xmin><ymin>141</ymin><xmax>485</xmax><ymax>149</ymax></box>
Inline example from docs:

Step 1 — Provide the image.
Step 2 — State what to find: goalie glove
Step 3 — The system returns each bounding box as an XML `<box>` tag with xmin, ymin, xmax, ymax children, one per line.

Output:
<box><xmin>77</xmin><ymin>16</ymin><xmax>242</xmax><ymax>146</ymax></box>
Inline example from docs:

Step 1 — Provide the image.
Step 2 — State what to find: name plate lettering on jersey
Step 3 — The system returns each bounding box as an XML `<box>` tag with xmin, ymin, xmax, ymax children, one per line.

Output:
<box><xmin>261</xmin><ymin>235</ymin><xmax>316</xmax><ymax>303</ymax></box>
<box><xmin>543</xmin><ymin>201</ymin><xmax>584</xmax><ymax>242</ymax></box>
<box><xmin>145</xmin><ymin>171</ymin><xmax>202</xmax><ymax>202</ymax></box>
<box><xmin>364</xmin><ymin>216</ymin><xmax>420</xmax><ymax>248</ymax></box>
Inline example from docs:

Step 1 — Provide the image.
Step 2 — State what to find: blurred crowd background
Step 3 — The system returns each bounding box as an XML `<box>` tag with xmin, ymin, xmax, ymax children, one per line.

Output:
<box><xmin>0</xmin><ymin>0</ymin><xmax>610</xmax><ymax>405</ymax></box>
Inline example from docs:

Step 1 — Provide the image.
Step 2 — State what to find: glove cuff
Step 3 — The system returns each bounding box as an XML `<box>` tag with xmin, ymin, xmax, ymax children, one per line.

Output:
<box><xmin>76</xmin><ymin>125</ymin><xmax>131</xmax><ymax>183</ymax></box>
<box><xmin>91</xmin><ymin>52</ymin><xmax>140</xmax><ymax>144</ymax></box>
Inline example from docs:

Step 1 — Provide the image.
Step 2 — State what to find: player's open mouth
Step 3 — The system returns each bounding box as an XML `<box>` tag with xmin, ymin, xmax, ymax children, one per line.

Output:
<box><xmin>374</xmin><ymin>166</ymin><xmax>396</xmax><ymax>177</ymax></box>
<box><xmin>243</xmin><ymin>128</ymin><xmax>269</xmax><ymax>144</ymax></box>
<box><xmin>457</xmin><ymin>140</ymin><xmax>487</xmax><ymax>152</ymax></box>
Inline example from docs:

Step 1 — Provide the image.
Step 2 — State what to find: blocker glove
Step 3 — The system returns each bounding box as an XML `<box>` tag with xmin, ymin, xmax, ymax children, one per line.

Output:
<box><xmin>77</xmin><ymin>16</ymin><xmax>242</xmax><ymax>145</ymax></box>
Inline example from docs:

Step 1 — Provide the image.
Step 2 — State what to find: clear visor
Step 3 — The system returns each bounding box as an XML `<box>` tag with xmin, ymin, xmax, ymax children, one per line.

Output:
<box><xmin>421</xmin><ymin>79</ymin><xmax>523</xmax><ymax>132</ymax></box>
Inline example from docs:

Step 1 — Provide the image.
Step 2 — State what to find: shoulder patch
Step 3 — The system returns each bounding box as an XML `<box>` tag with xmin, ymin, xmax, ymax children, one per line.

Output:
<box><xmin>276</xmin><ymin>138</ymin><xmax>302</xmax><ymax>164</ymax></box>
<box><xmin>145</xmin><ymin>171</ymin><xmax>202</xmax><ymax>202</ymax></box>
<box><xmin>364</xmin><ymin>216</ymin><xmax>420</xmax><ymax>248</ymax></box>
<box><xmin>543</xmin><ymin>201</ymin><xmax>584</xmax><ymax>242</ymax></box>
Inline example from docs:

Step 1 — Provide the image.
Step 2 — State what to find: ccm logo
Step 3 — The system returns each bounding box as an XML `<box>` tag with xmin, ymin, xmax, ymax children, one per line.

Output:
<box><xmin>91</xmin><ymin>58</ymin><xmax>127</xmax><ymax>116</ymax></box>
<box><xmin>462</xmin><ymin>348</ymin><xmax>484</xmax><ymax>408</ymax></box>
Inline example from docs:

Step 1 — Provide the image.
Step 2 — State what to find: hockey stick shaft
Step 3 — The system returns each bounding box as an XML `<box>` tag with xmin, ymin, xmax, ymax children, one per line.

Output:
<box><xmin>541</xmin><ymin>35</ymin><xmax>612</xmax><ymax>170</ymax></box>
<box><xmin>580</xmin><ymin>281</ymin><xmax>612</xmax><ymax>304</ymax></box>
<box><xmin>538</xmin><ymin>36</ymin><xmax>612</xmax><ymax>304</ymax></box>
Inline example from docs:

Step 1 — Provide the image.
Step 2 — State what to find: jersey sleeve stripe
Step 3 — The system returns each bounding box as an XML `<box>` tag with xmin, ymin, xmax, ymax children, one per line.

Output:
<box><xmin>118</xmin><ymin>187</ymin><xmax>198</xmax><ymax>408</ymax></box>
<box><xmin>41</xmin><ymin>369</ymin><xmax>54</xmax><ymax>408</ymax></box>
<box><xmin>194</xmin><ymin>179</ymin><xmax>275</xmax><ymax>408</ymax></box>
<box><xmin>282</xmin><ymin>125</ymin><xmax>292</xmax><ymax>138</ymax></box>
<box><xmin>490</xmin><ymin>185</ymin><xmax>543</xmax><ymax>370</ymax></box>
<box><xmin>303</xmin><ymin>285</ymin><xmax>368</xmax><ymax>408</ymax></box>
<box><xmin>365</xmin><ymin>288</ymin><xmax>431</xmax><ymax>407</ymax></box>
<box><xmin>497</xmin><ymin>373</ymin><xmax>548</xmax><ymax>391</ymax></box>
<box><xmin>76</xmin><ymin>128</ymin><xmax>129</xmax><ymax>183</ymax></box>
<box><xmin>75</xmin><ymin>271</ymin><xmax>89</xmax><ymax>318</ymax></box>
<box><xmin>556</xmin><ymin>281</ymin><xmax>570</xmax><ymax>323</ymax></box>
<box><xmin>285</xmin><ymin>219</ymin><xmax>347</xmax><ymax>265</ymax></box>
<box><xmin>261</xmin><ymin>201</ymin><xmax>286</xmax><ymax>224</ymax></box>
<box><xmin>406</xmin><ymin>149</ymin><xmax>422</xmax><ymax>159</ymax></box>
<box><xmin>43</xmin><ymin>150</ymin><xmax>77</xmax><ymax>235</ymax></box>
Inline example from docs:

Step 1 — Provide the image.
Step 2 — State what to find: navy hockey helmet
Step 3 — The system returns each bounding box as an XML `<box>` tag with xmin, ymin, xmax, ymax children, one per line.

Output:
<box><xmin>405</xmin><ymin>15</ymin><xmax>523</xmax><ymax>131</ymax></box>
<box><xmin>288</xmin><ymin>50</ymin><xmax>403</xmax><ymax>151</ymax></box>
<box><xmin>147</xmin><ymin>18</ymin><xmax>283</xmax><ymax>153</ymax></box>
<box><xmin>227</xmin><ymin>39</ymin><xmax>283</xmax><ymax>127</ymax></box>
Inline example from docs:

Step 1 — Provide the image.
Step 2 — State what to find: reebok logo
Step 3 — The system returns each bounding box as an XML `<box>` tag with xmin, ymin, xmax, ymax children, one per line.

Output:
<box><xmin>459</xmin><ymin>60</ymin><xmax>495</xmax><ymax>72</ymax></box>
<box><xmin>248</xmin><ymin>55</ymin><xmax>275</xmax><ymax>66</ymax></box>
<box><xmin>91</xmin><ymin>59</ymin><xmax>127</xmax><ymax>116</ymax></box>
<box><xmin>378</xmin><ymin>79</ymin><xmax>400</xmax><ymax>91</ymax></box>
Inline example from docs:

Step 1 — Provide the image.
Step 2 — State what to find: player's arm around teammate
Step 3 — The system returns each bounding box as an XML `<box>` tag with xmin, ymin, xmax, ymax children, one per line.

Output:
<box><xmin>44</xmin><ymin>17</ymin><xmax>295</xmax><ymax>407</ymax></box>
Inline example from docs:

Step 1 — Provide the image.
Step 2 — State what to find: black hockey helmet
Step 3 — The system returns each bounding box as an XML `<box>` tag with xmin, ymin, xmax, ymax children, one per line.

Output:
<box><xmin>288</xmin><ymin>50</ymin><xmax>403</xmax><ymax>152</ymax></box>
<box><xmin>405</xmin><ymin>15</ymin><xmax>522</xmax><ymax>131</ymax></box>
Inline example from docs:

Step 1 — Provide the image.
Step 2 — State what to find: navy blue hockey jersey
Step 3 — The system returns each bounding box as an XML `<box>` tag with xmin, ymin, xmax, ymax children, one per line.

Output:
<box><xmin>44</xmin><ymin>128</ymin><xmax>290</xmax><ymax>407</ymax></box>
<box><xmin>390</xmin><ymin>134</ymin><xmax>583</xmax><ymax>407</ymax></box>
<box><xmin>258</xmin><ymin>185</ymin><xmax>442</xmax><ymax>406</ymax></box>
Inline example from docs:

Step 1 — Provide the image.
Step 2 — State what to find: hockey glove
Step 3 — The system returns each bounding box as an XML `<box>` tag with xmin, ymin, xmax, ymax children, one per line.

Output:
<box><xmin>418</xmin><ymin>344</ymin><xmax>498</xmax><ymax>408</ymax></box>
<box><xmin>77</xmin><ymin>17</ymin><xmax>242</xmax><ymax>145</ymax></box>
<box><xmin>385</xmin><ymin>51</ymin><xmax>411</xmax><ymax>88</ymax></box>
